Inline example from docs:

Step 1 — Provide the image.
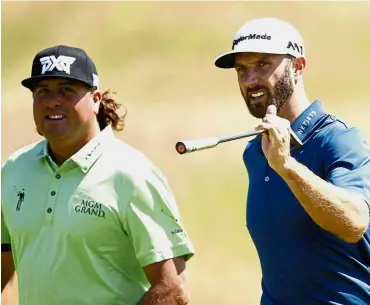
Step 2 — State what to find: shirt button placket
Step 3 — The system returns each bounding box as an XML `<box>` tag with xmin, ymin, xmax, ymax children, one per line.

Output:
<box><xmin>44</xmin><ymin>173</ymin><xmax>61</xmax><ymax>223</ymax></box>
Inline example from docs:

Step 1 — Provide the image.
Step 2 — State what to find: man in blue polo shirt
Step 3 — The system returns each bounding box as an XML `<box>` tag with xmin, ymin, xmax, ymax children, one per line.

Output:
<box><xmin>214</xmin><ymin>18</ymin><xmax>370</xmax><ymax>304</ymax></box>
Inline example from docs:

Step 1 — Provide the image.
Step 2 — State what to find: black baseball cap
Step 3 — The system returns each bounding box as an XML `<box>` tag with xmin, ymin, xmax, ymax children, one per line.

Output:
<box><xmin>21</xmin><ymin>45</ymin><xmax>99</xmax><ymax>90</ymax></box>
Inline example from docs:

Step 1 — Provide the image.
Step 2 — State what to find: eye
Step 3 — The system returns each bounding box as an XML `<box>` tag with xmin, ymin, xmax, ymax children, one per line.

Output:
<box><xmin>60</xmin><ymin>86</ymin><xmax>75</xmax><ymax>94</ymax></box>
<box><xmin>34</xmin><ymin>88</ymin><xmax>48</xmax><ymax>96</ymax></box>
<box><xmin>59</xmin><ymin>86</ymin><xmax>76</xmax><ymax>96</ymax></box>
<box><xmin>235</xmin><ymin>66</ymin><xmax>245</xmax><ymax>72</ymax></box>
<box><xmin>259</xmin><ymin>61</ymin><xmax>270</xmax><ymax>67</ymax></box>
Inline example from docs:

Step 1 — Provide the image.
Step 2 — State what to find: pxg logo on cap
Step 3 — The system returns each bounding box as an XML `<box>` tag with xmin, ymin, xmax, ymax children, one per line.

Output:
<box><xmin>22</xmin><ymin>45</ymin><xmax>99</xmax><ymax>90</ymax></box>
<box><xmin>214</xmin><ymin>18</ymin><xmax>305</xmax><ymax>69</ymax></box>
<box><xmin>40</xmin><ymin>55</ymin><xmax>76</xmax><ymax>75</ymax></box>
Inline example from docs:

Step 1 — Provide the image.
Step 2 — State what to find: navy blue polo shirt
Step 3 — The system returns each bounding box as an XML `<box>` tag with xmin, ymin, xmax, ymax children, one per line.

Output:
<box><xmin>244</xmin><ymin>101</ymin><xmax>370</xmax><ymax>305</ymax></box>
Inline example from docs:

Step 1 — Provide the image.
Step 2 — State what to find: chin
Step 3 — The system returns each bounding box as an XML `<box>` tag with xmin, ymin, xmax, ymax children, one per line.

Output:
<box><xmin>43</xmin><ymin>131</ymin><xmax>70</xmax><ymax>142</ymax></box>
<box><xmin>247</xmin><ymin>105</ymin><xmax>267</xmax><ymax>119</ymax></box>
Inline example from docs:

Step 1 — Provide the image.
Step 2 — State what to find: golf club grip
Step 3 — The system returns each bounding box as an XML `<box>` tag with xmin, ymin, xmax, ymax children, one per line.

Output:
<box><xmin>175</xmin><ymin>137</ymin><xmax>219</xmax><ymax>154</ymax></box>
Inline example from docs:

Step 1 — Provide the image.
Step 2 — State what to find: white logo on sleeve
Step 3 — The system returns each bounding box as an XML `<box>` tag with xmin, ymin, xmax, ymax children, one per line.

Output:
<box><xmin>40</xmin><ymin>55</ymin><xmax>76</xmax><ymax>74</ymax></box>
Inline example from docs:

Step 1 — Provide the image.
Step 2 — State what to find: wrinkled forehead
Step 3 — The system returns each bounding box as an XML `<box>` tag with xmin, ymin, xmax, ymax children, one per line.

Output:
<box><xmin>234</xmin><ymin>52</ymin><xmax>286</xmax><ymax>66</ymax></box>
<box><xmin>33</xmin><ymin>77</ymin><xmax>88</xmax><ymax>89</ymax></box>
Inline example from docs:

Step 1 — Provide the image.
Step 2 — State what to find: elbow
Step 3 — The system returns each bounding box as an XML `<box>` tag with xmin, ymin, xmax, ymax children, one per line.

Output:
<box><xmin>175</xmin><ymin>266</ymin><xmax>190</xmax><ymax>304</ymax></box>
<box><xmin>176</xmin><ymin>294</ymin><xmax>190</xmax><ymax>305</ymax></box>
<box><xmin>341</xmin><ymin>229</ymin><xmax>366</xmax><ymax>243</ymax></box>
<box><xmin>161</xmin><ymin>278</ymin><xmax>190</xmax><ymax>304</ymax></box>
<box><xmin>339</xmin><ymin>199</ymin><xmax>370</xmax><ymax>243</ymax></box>
<box><xmin>175</xmin><ymin>283</ymin><xmax>190</xmax><ymax>305</ymax></box>
<box><xmin>340</xmin><ymin>218</ymin><xmax>369</xmax><ymax>244</ymax></box>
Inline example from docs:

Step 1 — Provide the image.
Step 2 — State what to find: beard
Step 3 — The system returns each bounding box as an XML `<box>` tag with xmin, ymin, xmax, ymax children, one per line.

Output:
<box><xmin>242</xmin><ymin>65</ymin><xmax>294</xmax><ymax>119</ymax></box>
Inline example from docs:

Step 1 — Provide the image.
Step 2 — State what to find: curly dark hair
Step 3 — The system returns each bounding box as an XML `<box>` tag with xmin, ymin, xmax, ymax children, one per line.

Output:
<box><xmin>96</xmin><ymin>89</ymin><xmax>127</xmax><ymax>131</ymax></box>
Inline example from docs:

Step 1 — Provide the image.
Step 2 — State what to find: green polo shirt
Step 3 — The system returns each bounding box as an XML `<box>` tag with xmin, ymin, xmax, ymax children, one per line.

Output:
<box><xmin>1</xmin><ymin>126</ymin><xmax>194</xmax><ymax>305</ymax></box>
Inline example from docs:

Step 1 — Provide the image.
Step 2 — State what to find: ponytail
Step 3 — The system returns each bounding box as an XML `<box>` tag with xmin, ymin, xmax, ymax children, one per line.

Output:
<box><xmin>96</xmin><ymin>89</ymin><xmax>127</xmax><ymax>131</ymax></box>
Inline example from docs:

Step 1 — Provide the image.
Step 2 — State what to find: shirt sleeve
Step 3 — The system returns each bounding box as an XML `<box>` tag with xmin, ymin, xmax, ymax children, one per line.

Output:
<box><xmin>324</xmin><ymin>126</ymin><xmax>370</xmax><ymax>208</ymax></box>
<box><xmin>122</xmin><ymin>165</ymin><xmax>195</xmax><ymax>267</ymax></box>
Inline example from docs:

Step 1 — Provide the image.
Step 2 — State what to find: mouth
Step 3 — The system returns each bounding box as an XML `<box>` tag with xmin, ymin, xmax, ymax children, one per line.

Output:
<box><xmin>45</xmin><ymin>114</ymin><xmax>66</xmax><ymax>121</ymax></box>
<box><xmin>248</xmin><ymin>90</ymin><xmax>266</xmax><ymax>103</ymax></box>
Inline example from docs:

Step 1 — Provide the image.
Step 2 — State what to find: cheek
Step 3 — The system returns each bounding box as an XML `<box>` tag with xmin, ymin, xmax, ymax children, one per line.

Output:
<box><xmin>32</xmin><ymin>101</ymin><xmax>42</xmax><ymax>123</ymax></box>
<box><xmin>267</xmin><ymin>72</ymin><xmax>283</xmax><ymax>90</ymax></box>
<box><xmin>73</xmin><ymin>99</ymin><xmax>96</xmax><ymax>120</ymax></box>
<box><xmin>237</xmin><ymin>77</ymin><xmax>246</xmax><ymax>92</ymax></box>
<box><xmin>238</xmin><ymin>84</ymin><xmax>247</xmax><ymax>98</ymax></box>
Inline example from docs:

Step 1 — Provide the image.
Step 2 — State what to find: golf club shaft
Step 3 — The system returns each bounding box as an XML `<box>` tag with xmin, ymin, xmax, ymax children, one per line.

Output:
<box><xmin>218</xmin><ymin>130</ymin><xmax>264</xmax><ymax>143</ymax></box>
<box><xmin>175</xmin><ymin>130</ymin><xmax>264</xmax><ymax>154</ymax></box>
<box><xmin>175</xmin><ymin>128</ymin><xmax>302</xmax><ymax>154</ymax></box>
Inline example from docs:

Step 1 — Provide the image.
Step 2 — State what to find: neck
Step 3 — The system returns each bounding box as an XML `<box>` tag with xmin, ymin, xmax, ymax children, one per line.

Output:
<box><xmin>48</xmin><ymin>123</ymin><xmax>101</xmax><ymax>166</ymax></box>
<box><xmin>278</xmin><ymin>81</ymin><xmax>311</xmax><ymax>123</ymax></box>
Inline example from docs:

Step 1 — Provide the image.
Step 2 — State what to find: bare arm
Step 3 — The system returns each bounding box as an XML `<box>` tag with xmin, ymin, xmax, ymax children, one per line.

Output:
<box><xmin>1</xmin><ymin>251</ymin><xmax>15</xmax><ymax>292</ymax></box>
<box><xmin>258</xmin><ymin>105</ymin><xmax>369</xmax><ymax>243</ymax></box>
<box><xmin>278</xmin><ymin>157</ymin><xmax>369</xmax><ymax>243</ymax></box>
<box><xmin>137</xmin><ymin>256</ymin><xmax>189</xmax><ymax>305</ymax></box>
<box><xmin>1</xmin><ymin>250</ymin><xmax>18</xmax><ymax>305</ymax></box>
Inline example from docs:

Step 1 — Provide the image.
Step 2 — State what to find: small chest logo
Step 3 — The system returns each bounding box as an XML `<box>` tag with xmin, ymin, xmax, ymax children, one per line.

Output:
<box><xmin>14</xmin><ymin>186</ymin><xmax>25</xmax><ymax>211</ymax></box>
<box><xmin>161</xmin><ymin>209</ymin><xmax>178</xmax><ymax>222</ymax></box>
<box><xmin>74</xmin><ymin>199</ymin><xmax>106</xmax><ymax>218</ymax></box>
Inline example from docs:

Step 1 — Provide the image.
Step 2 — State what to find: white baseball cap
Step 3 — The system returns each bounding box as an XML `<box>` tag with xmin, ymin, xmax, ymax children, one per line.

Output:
<box><xmin>214</xmin><ymin>18</ymin><xmax>305</xmax><ymax>69</ymax></box>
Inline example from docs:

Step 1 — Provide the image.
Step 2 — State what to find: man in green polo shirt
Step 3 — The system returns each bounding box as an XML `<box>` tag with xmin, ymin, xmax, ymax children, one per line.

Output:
<box><xmin>1</xmin><ymin>45</ymin><xmax>195</xmax><ymax>305</ymax></box>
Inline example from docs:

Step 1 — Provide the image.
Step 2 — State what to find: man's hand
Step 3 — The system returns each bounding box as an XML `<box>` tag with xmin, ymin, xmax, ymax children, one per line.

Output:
<box><xmin>255</xmin><ymin>105</ymin><xmax>369</xmax><ymax>242</ymax></box>
<box><xmin>255</xmin><ymin>105</ymin><xmax>292</xmax><ymax>173</ymax></box>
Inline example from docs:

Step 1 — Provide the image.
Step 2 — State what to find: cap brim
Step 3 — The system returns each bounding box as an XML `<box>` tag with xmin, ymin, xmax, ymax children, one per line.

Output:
<box><xmin>214</xmin><ymin>51</ymin><xmax>241</xmax><ymax>69</ymax></box>
<box><xmin>214</xmin><ymin>50</ymin><xmax>270</xmax><ymax>69</ymax></box>
<box><xmin>215</xmin><ymin>48</ymin><xmax>305</xmax><ymax>69</ymax></box>
<box><xmin>21</xmin><ymin>74</ymin><xmax>94</xmax><ymax>90</ymax></box>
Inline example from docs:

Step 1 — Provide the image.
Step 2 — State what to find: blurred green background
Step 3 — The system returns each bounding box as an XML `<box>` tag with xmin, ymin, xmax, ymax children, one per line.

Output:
<box><xmin>2</xmin><ymin>1</ymin><xmax>370</xmax><ymax>304</ymax></box>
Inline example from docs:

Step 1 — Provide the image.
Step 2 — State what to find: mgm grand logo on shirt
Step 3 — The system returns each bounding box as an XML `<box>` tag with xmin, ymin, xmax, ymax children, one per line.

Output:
<box><xmin>75</xmin><ymin>199</ymin><xmax>106</xmax><ymax>218</ymax></box>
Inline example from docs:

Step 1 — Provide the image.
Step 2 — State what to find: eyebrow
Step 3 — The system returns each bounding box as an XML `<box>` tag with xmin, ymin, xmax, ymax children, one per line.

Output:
<box><xmin>234</xmin><ymin>55</ymin><xmax>271</xmax><ymax>67</ymax></box>
<box><xmin>34</xmin><ymin>81</ymin><xmax>76</xmax><ymax>89</ymax></box>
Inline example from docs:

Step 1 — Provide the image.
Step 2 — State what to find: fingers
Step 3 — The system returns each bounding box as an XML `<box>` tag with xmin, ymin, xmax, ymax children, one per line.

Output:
<box><xmin>265</xmin><ymin>104</ymin><xmax>277</xmax><ymax>115</ymax></box>
<box><xmin>261</xmin><ymin>112</ymin><xmax>290</xmax><ymax>133</ymax></box>
<box><xmin>255</xmin><ymin>122</ymin><xmax>280</xmax><ymax>144</ymax></box>
<box><xmin>256</xmin><ymin>105</ymin><xmax>292</xmax><ymax>164</ymax></box>
<box><xmin>255</xmin><ymin>108</ymin><xmax>290</xmax><ymax>145</ymax></box>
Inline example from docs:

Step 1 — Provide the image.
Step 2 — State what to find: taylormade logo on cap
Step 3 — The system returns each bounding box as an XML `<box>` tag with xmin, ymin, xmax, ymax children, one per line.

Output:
<box><xmin>215</xmin><ymin>17</ymin><xmax>306</xmax><ymax>69</ymax></box>
<box><xmin>232</xmin><ymin>34</ymin><xmax>272</xmax><ymax>50</ymax></box>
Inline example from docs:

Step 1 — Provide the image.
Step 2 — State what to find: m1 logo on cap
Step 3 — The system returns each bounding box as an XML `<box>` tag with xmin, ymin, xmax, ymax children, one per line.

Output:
<box><xmin>286</xmin><ymin>41</ymin><xmax>303</xmax><ymax>55</ymax></box>
<box><xmin>232</xmin><ymin>33</ymin><xmax>271</xmax><ymax>50</ymax></box>
<box><xmin>40</xmin><ymin>55</ymin><xmax>76</xmax><ymax>75</ymax></box>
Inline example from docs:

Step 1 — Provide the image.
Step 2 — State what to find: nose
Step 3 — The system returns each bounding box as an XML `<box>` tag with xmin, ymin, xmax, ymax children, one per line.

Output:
<box><xmin>42</xmin><ymin>94</ymin><xmax>62</xmax><ymax>108</ymax></box>
<box><xmin>240</xmin><ymin>68</ymin><xmax>260</xmax><ymax>88</ymax></box>
<box><xmin>47</xmin><ymin>99</ymin><xmax>61</xmax><ymax>108</ymax></box>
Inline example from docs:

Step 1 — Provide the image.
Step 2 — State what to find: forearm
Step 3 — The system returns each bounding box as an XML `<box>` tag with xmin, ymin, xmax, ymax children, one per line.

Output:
<box><xmin>137</xmin><ymin>283</ymin><xmax>189</xmax><ymax>305</ymax></box>
<box><xmin>277</xmin><ymin>157</ymin><xmax>369</xmax><ymax>243</ymax></box>
<box><xmin>1</xmin><ymin>252</ymin><xmax>15</xmax><ymax>292</ymax></box>
<box><xmin>1</xmin><ymin>272</ymin><xmax>14</xmax><ymax>293</ymax></box>
<box><xmin>1</xmin><ymin>273</ymin><xmax>18</xmax><ymax>305</ymax></box>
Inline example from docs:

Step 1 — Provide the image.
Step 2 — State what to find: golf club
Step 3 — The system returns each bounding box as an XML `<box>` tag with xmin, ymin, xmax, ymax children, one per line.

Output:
<box><xmin>175</xmin><ymin>128</ymin><xmax>302</xmax><ymax>154</ymax></box>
